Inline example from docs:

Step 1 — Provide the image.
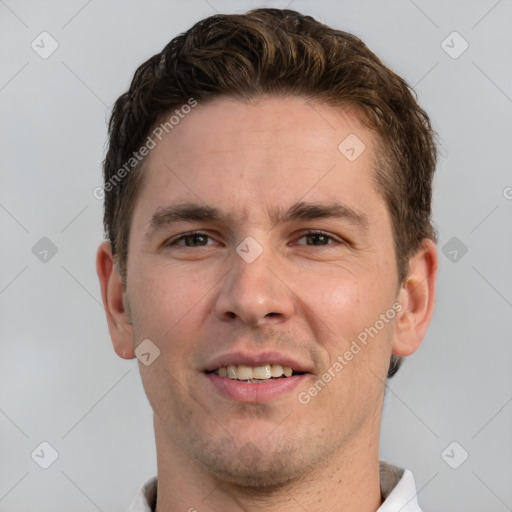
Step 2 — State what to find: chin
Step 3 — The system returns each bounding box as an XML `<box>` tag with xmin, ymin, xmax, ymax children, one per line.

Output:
<box><xmin>192</xmin><ymin>438</ymin><xmax>311</xmax><ymax>489</ymax></box>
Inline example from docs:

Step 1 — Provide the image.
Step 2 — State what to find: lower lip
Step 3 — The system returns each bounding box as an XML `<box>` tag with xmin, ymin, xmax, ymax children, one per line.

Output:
<box><xmin>205</xmin><ymin>373</ymin><xmax>307</xmax><ymax>403</ymax></box>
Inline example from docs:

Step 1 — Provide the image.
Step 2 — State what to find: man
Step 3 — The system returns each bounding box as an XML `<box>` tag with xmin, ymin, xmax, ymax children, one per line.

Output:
<box><xmin>97</xmin><ymin>8</ymin><xmax>438</xmax><ymax>511</ymax></box>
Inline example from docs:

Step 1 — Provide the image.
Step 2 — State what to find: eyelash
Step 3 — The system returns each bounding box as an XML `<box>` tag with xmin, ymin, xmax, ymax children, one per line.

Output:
<box><xmin>166</xmin><ymin>230</ymin><xmax>344</xmax><ymax>248</ymax></box>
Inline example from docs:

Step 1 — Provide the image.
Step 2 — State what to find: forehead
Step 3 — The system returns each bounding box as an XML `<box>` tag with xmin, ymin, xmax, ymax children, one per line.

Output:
<box><xmin>134</xmin><ymin>96</ymin><xmax>386</xmax><ymax>227</ymax></box>
<box><xmin>161</xmin><ymin>96</ymin><xmax>372</xmax><ymax>165</ymax></box>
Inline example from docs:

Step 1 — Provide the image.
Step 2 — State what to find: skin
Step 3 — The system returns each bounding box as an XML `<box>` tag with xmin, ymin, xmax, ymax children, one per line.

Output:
<box><xmin>97</xmin><ymin>96</ymin><xmax>438</xmax><ymax>512</ymax></box>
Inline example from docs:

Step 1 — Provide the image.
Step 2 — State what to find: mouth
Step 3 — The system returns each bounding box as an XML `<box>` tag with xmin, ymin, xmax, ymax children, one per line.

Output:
<box><xmin>203</xmin><ymin>352</ymin><xmax>310</xmax><ymax>403</ymax></box>
<box><xmin>206</xmin><ymin>363</ymin><xmax>306</xmax><ymax>383</ymax></box>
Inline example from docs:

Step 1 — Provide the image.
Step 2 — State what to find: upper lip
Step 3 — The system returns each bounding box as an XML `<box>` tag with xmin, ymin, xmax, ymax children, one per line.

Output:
<box><xmin>204</xmin><ymin>351</ymin><xmax>312</xmax><ymax>373</ymax></box>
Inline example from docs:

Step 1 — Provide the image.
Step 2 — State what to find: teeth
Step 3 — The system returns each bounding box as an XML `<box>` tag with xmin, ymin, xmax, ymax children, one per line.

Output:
<box><xmin>236</xmin><ymin>364</ymin><xmax>253</xmax><ymax>380</ymax></box>
<box><xmin>227</xmin><ymin>365</ymin><xmax>237</xmax><ymax>379</ymax></box>
<box><xmin>253</xmin><ymin>365</ymin><xmax>271</xmax><ymax>379</ymax></box>
<box><xmin>270</xmin><ymin>364</ymin><xmax>283</xmax><ymax>377</ymax></box>
<box><xmin>214</xmin><ymin>364</ymin><xmax>295</xmax><ymax>381</ymax></box>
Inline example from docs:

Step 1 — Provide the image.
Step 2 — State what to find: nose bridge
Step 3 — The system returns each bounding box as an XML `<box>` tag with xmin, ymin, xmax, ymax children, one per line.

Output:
<box><xmin>214</xmin><ymin>236</ymin><xmax>294</xmax><ymax>327</ymax></box>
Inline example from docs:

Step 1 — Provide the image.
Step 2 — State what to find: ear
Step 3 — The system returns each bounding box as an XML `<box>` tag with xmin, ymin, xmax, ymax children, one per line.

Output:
<box><xmin>392</xmin><ymin>239</ymin><xmax>438</xmax><ymax>357</ymax></box>
<box><xmin>96</xmin><ymin>241</ymin><xmax>135</xmax><ymax>359</ymax></box>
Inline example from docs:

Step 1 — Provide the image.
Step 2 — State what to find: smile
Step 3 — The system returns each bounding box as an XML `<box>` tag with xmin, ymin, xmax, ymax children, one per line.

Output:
<box><xmin>209</xmin><ymin>363</ymin><xmax>304</xmax><ymax>382</ymax></box>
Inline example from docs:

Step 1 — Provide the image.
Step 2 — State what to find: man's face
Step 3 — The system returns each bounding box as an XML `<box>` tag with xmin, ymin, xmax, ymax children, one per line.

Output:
<box><xmin>124</xmin><ymin>96</ymin><xmax>401</xmax><ymax>485</ymax></box>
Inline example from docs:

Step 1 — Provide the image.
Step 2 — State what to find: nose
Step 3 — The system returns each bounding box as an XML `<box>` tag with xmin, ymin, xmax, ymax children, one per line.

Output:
<box><xmin>213</xmin><ymin>243</ymin><xmax>295</xmax><ymax>328</ymax></box>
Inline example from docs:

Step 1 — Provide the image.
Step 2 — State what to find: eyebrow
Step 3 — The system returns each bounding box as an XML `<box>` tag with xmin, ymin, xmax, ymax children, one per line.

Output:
<box><xmin>148</xmin><ymin>200</ymin><xmax>369</xmax><ymax>236</ymax></box>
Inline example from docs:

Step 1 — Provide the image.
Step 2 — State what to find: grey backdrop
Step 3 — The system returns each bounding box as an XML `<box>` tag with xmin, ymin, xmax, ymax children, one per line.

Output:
<box><xmin>1</xmin><ymin>0</ymin><xmax>511</xmax><ymax>510</ymax></box>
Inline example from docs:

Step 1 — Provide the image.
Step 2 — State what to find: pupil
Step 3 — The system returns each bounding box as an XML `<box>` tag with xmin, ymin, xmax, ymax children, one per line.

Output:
<box><xmin>308</xmin><ymin>233</ymin><xmax>328</xmax><ymax>245</ymax></box>
<box><xmin>187</xmin><ymin>234</ymin><xmax>206</xmax><ymax>246</ymax></box>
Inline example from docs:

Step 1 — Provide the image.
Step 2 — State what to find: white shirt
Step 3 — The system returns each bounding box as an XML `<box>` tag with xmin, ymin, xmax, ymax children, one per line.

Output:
<box><xmin>128</xmin><ymin>460</ymin><xmax>422</xmax><ymax>512</ymax></box>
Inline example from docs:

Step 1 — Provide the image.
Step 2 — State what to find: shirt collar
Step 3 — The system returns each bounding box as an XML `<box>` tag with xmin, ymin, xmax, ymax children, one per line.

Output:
<box><xmin>377</xmin><ymin>461</ymin><xmax>423</xmax><ymax>511</ymax></box>
<box><xmin>128</xmin><ymin>461</ymin><xmax>422</xmax><ymax>512</ymax></box>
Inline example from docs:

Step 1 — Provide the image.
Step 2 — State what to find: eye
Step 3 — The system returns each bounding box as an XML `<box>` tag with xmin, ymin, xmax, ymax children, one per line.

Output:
<box><xmin>165</xmin><ymin>230</ymin><xmax>345</xmax><ymax>249</ymax></box>
<box><xmin>295</xmin><ymin>230</ymin><xmax>341</xmax><ymax>246</ymax></box>
<box><xmin>167</xmin><ymin>231</ymin><xmax>216</xmax><ymax>247</ymax></box>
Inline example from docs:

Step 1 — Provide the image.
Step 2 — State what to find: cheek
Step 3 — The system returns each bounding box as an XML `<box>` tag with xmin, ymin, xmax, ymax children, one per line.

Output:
<box><xmin>312</xmin><ymin>275</ymin><xmax>395</xmax><ymax>407</ymax></box>
<box><xmin>305</xmin><ymin>262</ymin><xmax>390</xmax><ymax>331</ymax></box>
<box><xmin>305</xmin><ymin>261</ymin><xmax>397</xmax><ymax>380</ymax></box>
<box><xmin>127</xmin><ymin>265</ymin><xmax>204</xmax><ymax>408</ymax></box>
<box><xmin>128</xmin><ymin>261</ymin><xmax>206</xmax><ymax>333</ymax></box>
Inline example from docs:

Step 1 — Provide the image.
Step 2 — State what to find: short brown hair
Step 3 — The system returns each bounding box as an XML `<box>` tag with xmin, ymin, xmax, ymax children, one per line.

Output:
<box><xmin>102</xmin><ymin>8</ymin><xmax>438</xmax><ymax>377</ymax></box>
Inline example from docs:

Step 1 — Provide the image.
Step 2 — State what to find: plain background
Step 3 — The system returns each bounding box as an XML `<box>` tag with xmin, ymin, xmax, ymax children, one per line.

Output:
<box><xmin>1</xmin><ymin>0</ymin><xmax>511</xmax><ymax>510</ymax></box>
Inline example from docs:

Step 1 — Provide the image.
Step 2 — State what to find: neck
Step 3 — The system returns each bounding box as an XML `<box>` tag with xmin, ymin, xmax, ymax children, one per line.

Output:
<box><xmin>153</xmin><ymin>417</ymin><xmax>383</xmax><ymax>512</ymax></box>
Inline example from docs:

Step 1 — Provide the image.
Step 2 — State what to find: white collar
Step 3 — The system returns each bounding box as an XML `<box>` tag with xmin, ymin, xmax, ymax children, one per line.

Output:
<box><xmin>377</xmin><ymin>461</ymin><xmax>422</xmax><ymax>511</ymax></box>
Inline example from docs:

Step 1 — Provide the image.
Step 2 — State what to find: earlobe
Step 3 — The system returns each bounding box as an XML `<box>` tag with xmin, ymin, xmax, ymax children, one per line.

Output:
<box><xmin>96</xmin><ymin>241</ymin><xmax>135</xmax><ymax>359</ymax></box>
<box><xmin>392</xmin><ymin>240</ymin><xmax>438</xmax><ymax>357</ymax></box>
